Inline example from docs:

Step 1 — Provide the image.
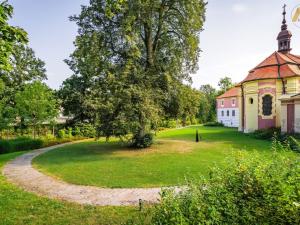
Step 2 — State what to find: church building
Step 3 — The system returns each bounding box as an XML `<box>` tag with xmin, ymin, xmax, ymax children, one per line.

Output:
<box><xmin>216</xmin><ymin>6</ymin><xmax>300</xmax><ymax>133</ymax></box>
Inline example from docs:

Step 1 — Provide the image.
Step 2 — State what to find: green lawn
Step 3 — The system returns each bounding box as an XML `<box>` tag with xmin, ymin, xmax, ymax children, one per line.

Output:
<box><xmin>0</xmin><ymin>153</ymin><xmax>137</xmax><ymax>225</ymax></box>
<box><xmin>0</xmin><ymin>126</ymin><xmax>297</xmax><ymax>224</ymax></box>
<box><xmin>33</xmin><ymin>126</ymin><xmax>284</xmax><ymax>188</ymax></box>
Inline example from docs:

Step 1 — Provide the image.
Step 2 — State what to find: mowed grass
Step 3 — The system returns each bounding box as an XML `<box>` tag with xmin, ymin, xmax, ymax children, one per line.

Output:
<box><xmin>0</xmin><ymin>153</ymin><xmax>137</xmax><ymax>225</ymax></box>
<box><xmin>32</xmin><ymin>126</ymin><xmax>288</xmax><ymax>188</ymax></box>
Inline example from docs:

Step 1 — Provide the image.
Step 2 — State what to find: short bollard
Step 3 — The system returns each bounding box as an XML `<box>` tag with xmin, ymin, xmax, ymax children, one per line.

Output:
<box><xmin>139</xmin><ymin>199</ymin><xmax>143</xmax><ymax>211</ymax></box>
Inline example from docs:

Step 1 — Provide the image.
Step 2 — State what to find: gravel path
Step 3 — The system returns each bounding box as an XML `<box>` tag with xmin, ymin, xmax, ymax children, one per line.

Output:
<box><xmin>2</xmin><ymin>142</ymin><xmax>171</xmax><ymax>206</ymax></box>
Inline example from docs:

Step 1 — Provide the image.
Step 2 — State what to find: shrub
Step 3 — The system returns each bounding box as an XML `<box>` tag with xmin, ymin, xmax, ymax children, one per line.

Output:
<box><xmin>131</xmin><ymin>133</ymin><xmax>154</xmax><ymax>148</ymax></box>
<box><xmin>190</xmin><ymin>116</ymin><xmax>198</xmax><ymax>125</ymax></box>
<box><xmin>0</xmin><ymin>137</ymin><xmax>43</xmax><ymax>154</ymax></box>
<box><xmin>162</xmin><ymin>120</ymin><xmax>177</xmax><ymax>128</ymax></box>
<box><xmin>57</xmin><ymin>129</ymin><xmax>66</xmax><ymax>139</ymax></box>
<box><xmin>133</xmin><ymin>151</ymin><xmax>300</xmax><ymax>225</ymax></box>
<box><xmin>204</xmin><ymin>121</ymin><xmax>224</xmax><ymax>127</ymax></box>
<box><xmin>74</xmin><ymin>123</ymin><xmax>96</xmax><ymax>138</ymax></box>
<box><xmin>66</xmin><ymin>128</ymin><xmax>73</xmax><ymax>138</ymax></box>
<box><xmin>287</xmin><ymin>136</ymin><xmax>300</xmax><ymax>153</ymax></box>
<box><xmin>73</xmin><ymin>127</ymin><xmax>82</xmax><ymax>136</ymax></box>
<box><xmin>251</xmin><ymin>127</ymin><xmax>281</xmax><ymax>140</ymax></box>
<box><xmin>185</xmin><ymin>119</ymin><xmax>191</xmax><ymax>126</ymax></box>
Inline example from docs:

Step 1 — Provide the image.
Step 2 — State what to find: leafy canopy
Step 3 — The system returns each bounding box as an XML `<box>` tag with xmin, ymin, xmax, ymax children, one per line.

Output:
<box><xmin>0</xmin><ymin>1</ymin><xmax>27</xmax><ymax>71</ymax></box>
<box><xmin>62</xmin><ymin>0</ymin><xmax>206</xmax><ymax>143</ymax></box>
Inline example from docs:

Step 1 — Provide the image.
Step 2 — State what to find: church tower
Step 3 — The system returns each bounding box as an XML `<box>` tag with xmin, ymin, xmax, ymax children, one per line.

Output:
<box><xmin>277</xmin><ymin>4</ymin><xmax>292</xmax><ymax>53</ymax></box>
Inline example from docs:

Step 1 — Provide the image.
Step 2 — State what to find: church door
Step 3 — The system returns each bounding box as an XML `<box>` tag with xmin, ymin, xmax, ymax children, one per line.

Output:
<box><xmin>287</xmin><ymin>104</ymin><xmax>295</xmax><ymax>133</ymax></box>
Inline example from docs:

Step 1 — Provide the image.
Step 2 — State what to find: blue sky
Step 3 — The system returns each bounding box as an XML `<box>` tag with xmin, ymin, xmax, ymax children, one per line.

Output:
<box><xmin>8</xmin><ymin>0</ymin><xmax>300</xmax><ymax>89</ymax></box>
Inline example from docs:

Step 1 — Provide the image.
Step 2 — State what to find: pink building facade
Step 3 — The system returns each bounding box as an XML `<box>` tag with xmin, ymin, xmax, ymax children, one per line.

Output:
<box><xmin>216</xmin><ymin>87</ymin><xmax>240</xmax><ymax>128</ymax></box>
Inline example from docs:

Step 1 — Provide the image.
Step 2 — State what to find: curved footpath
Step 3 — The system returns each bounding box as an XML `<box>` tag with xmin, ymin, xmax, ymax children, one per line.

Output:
<box><xmin>2</xmin><ymin>142</ymin><xmax>176</xmax><ymax>206</ymax></box>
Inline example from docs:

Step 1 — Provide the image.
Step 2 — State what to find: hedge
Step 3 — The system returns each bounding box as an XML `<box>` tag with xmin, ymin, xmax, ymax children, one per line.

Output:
<box><xmin>0</xmin><ymin>137</ymin><xmax>43</xmax><ymax>154</ymax></box>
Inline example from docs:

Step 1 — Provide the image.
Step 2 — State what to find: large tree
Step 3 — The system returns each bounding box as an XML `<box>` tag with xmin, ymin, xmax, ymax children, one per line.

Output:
<box><xmin>0</xmin><ymin>1</ymin><xmax>27</xmax><ymax>71</ymax></box>
<box><xmin>63</xmin><ymin>0</ymin><xmax>206</xmax><ymax>145</ymax></box>
<box><xmin>15</xmin><ymin>81</ymin><xmax>58</xmax><ymax>138</ymax></box>
<box><xmin>218</xmin><ymin>76</ymin><xmax>234</xmax><ymax>95</ymax></box>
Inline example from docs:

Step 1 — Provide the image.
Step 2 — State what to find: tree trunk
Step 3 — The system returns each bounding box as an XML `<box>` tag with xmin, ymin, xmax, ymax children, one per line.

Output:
<box><xmin>144</xmin><ymin>23</ymin><xmax>154</xmax><ymax>68</ymax></box>
<box><xmin>33</xmin><ymin>125</ymin><xmax>36</xmax><ymax>139</ymax></box>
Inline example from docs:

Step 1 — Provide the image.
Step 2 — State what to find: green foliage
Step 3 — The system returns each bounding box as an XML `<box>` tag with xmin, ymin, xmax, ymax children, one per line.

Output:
<box><xmin>61</xmin><ymin>0</ymin><xmax>207</xmax><ymax>146</ymax></box>
<box><xmin>57</xmin><ymin>129</ymin><xmax>66</xmax><ymax>139</ymax></box>
<box><xmin>73</xmin><ymin>127</ymin><xmax>81</xmax><ymax>136</ymax></box>
<box><xmin>136</xmin><ymin>151</ymin><xmax>300</xmax><ymax>225</ymax></box>
<box><xmin>1</xmin><ymin>43</ymin><xmax>47</xmax><ymax>88</ymax></box>
<box><xmin>217</xmin><ymin>76</ymin><xmax>234</xmax><ymax>95</ymax></box>
<box><xmin>286</xmin><ymin>136</ymin><xmax>300</xmax><ymax>153</ymax></box>
<box><xmin>0</xmin><ymin>137</ymin><xmax>43</xmax><ymax>154</ymax></box>
<box><xmin>131</xmin><ymin>133</ymin><xmax>154</xmax><ymax>149</ymax></box>
<box><xmin>0</xmin><ymin>43</ymin><xmax>48</xmax><ymax>134</ymax></box>
<box><xmin>0</xmin><ymin>79</ymin><xmax>14</xmax><ymax>131</ymax></box>
<box><xmin>162</xmin><ymin>120</ymin><xmax>178</xmax><ymax>128</ymax></box>
<box><xmin>74</xmin><ymin>123</ymin><xmax>96</xmax><ymax>138</ymax></box>
<box><xmin>0</xmin><ymin>1</ymin><xmax>28</xmax><ymax>71</ymax></box>
<box><xmin>270</xmin><ymin>132</ymin><xmax>300</xmax><ymax>153</ymax></box>
<box><xmin>204</xmin><ymin>121</ymin><xmax>224</xmax><ymax>127</ymax></box>
<box><xmin>251</xmin><ymin>127</ymin><xmax>281</xmax><ymax>140</ymax></box>
<box><xmin>198</xmin><ymin>84</ymin><xmax>217</xmax><ymax>123</ymax></box>
<box><xmin>66</xmin><ymin>128</ymin><xmax>73</xmax><ymax>138</ymax></box>
<box><xmin>15</xmin><ymin>81</ymin><xmax>58</xmax><ymax>138</ymax></box>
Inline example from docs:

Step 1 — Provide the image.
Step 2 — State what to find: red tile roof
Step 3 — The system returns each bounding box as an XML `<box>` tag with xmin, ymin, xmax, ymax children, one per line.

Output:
<box><xmin>216</xmin><ymin>87</ymin><xmax>239</xmax><ymax>99</ymax></box>
<box><xmin>242</xmin><ymin>52</ymin><xmax>300</xmax><ymax>83</ymax></box>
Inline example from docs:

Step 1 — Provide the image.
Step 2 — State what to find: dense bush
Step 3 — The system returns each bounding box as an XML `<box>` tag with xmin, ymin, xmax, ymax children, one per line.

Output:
<box><xmin>0</xmin><ymin>137</ymin><xmax>43</xmax><ymax>154</ymax></box>
<box><xmin>74</xmin><ymin>123</ymin><xmax>96</xmax><ymax>138</ymax></box>
<box><xmin>132</xmin><ymin>151</ymin><xmax>300</xmax><ymax>225</ymax></box>
<box><xmin>161</xmin><ymin>120</ymin><xmax>178</xmax><ymax>128</ymax></box>
<box><xmin>204</xmin><ymin>121</ymin><xmax>224</xmax><ymax>127</ymax></box>
<box><xmin>57</xmin><ymin>129</ymin><xmax>66</xmax><ymax>139</ymax></box>
<box><xmin>251</xmin><ymin>127</ymin><xmax>281</xmax><ymax>140</ymax></box>
<box><xmin>66</xmin><ymin>128</ymin><xmax>73</xmax><ymax>138</ymax></box>
<box><xmin>131</xmin><ymin>133</ymin><xmax>154</xmax><ymax>148</ymax></box>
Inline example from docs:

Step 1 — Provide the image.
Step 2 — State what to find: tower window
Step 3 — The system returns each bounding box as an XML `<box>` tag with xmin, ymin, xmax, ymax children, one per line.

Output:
<box><xmin>262</xmin><ymin>95</ymin><xmax>272</xmax><ymax>116</ymax></box>
<box><xmin>221</xmin><ymin>111</ymin><xmax>224</xmax><ymax>116</ymax></box>
<box><xmin>232</xmin><ymin>110</ymin><xmax>235</xmax><ymax>117</ymax></box>
<box><xmin>249</xmin><ymin>98</ymin><xmax>254</xmax><ymax>104</ymax></box>
<box><xmin>227</xmin><ymin>110</ymin><xmax>229</xmax><ymax>116</ymax></box>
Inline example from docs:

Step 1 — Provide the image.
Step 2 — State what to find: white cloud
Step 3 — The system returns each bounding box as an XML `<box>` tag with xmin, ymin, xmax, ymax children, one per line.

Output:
<box><xmin>232</xmin><ymin>3</ymin><xmax>247</xmax><ymax>13</ymax></box>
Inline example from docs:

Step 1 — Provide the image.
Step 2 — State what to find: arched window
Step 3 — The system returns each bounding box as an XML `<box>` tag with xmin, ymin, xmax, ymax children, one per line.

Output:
<box><xmin>221</xmin><ymin>111</ymin><xmax>224</xmax><ymax>116</ymax></box>
<box><xmin>249</xmin><ymin>98</ymin><xmax>254</xmax><ymax>104</ymax></box>
<box><xmin>262</xmin><ymin>95</ymin><xmax>272</xmax><ymax>116</ymax></box>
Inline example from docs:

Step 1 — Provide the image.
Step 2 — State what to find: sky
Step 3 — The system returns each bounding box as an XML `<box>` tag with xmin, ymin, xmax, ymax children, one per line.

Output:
<box><xmin>8</xmin><ymin>0</ymin><xmax>300</xmax><ymax>90</ymax></box>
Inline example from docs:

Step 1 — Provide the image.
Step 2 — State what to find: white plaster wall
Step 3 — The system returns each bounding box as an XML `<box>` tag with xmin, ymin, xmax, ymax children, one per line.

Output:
<box><xmin>294</xmin><ymin>103</ymin><xmax>300</xmax><ymax>133</ymax></box>
<box><xmin>217</xmin><ymin>108</ymin><xmax>239</xmax><ymax>128</ymax></box>
<box><xmin>281</xmin><ymin>104</ymin><xmax>287</xmax><ymax>133</ymax></box>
